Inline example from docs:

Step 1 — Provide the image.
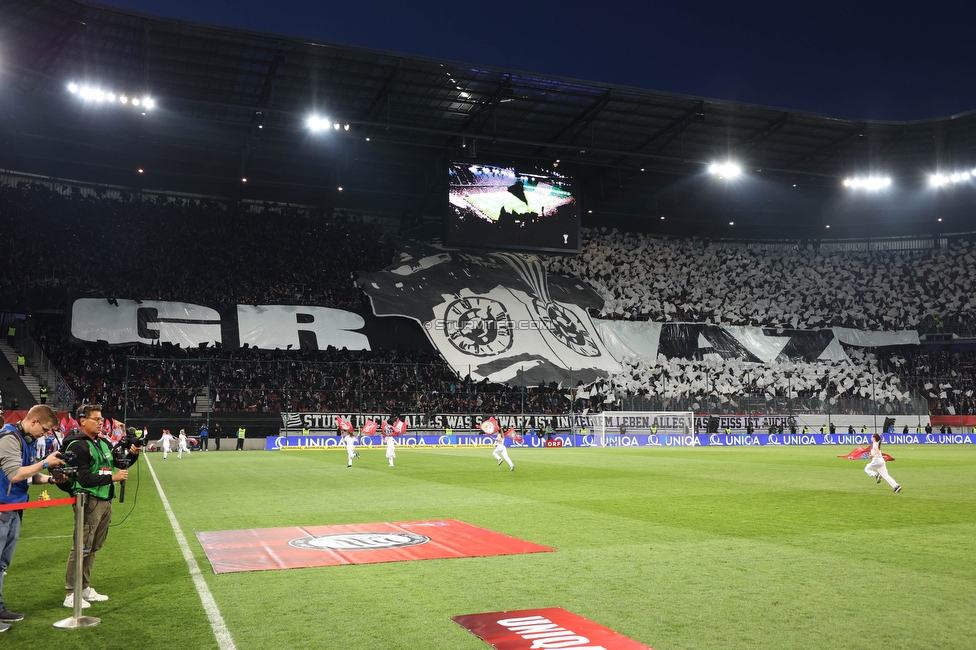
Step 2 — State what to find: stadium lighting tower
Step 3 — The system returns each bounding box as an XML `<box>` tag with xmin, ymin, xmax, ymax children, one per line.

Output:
<box><xmin>708</xmin><ymin>161</ymin><xmax>742</xmax><ymax>179</ymax></box>
<box><xmin>842</xmin><ymin>176</ymin><xmax>892</xmax><ymax>190</ymax></box>
<box><xmin>930</xmin><ymin>170</ymin><xmax>973</xmax><ymax>188</ymax></box>
<box><xmin>306</xmin><ymin>115</ymin><xmax>331</xmax><ymax>133</ymax></box>
<box><xmin>67</xmin><ymin>82</ymin><xmax>155</xmax><ymax>111</ymax></box>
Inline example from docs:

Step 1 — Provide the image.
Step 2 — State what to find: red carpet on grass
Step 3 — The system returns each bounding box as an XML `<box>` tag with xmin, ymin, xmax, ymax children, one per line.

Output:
<box><xmin>196</xmin><ymin>519</ymin><xmax>555</xmax><ymax>574</ymax></box>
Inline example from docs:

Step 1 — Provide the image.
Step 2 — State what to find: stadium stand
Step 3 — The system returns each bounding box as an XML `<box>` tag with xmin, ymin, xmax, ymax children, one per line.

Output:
<box><xmin>4</xmin><ymin>185</ymin><xmax>975</xmax><ymax>419</ymax></box>
<box><xmin>546</xmin><ymin>228</ymin><xmax>976</xmax><ymax>333</ymax></box>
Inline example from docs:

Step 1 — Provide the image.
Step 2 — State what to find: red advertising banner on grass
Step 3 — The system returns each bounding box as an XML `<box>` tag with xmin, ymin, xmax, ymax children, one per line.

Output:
<box><xmin>453</xmin><ymin>608</ymin><xmax>652</xmax><ymax>649</ymax></box>
<box><xmin>197</xmin><ymin>519</ymin><xmax>554</xmax><ymax>574</ymax></box>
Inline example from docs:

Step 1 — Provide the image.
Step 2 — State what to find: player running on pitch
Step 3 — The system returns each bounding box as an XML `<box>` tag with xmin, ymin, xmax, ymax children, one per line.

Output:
<box><xmin>492</xmin><ymin>432</ymin><xmax>514</xmax><ymax>471</ymax></box>
<box><xmin>865</xmin><ymin>433</ymin><xmax>901</xmax><ymax>492</ymax></box>
<box><xmin>343</xmin><ymin>431</ymin><xmax>358</xmax><ymax>468</ymax></box>
<box><xmin>177</xmin><ymin>428</ymin><xmax>192</xmax><ymax>458</ymax></box>
<box><xmin>385</xmin><ymin>432</ymin><xmax>397</xmax><ymax>467</ymax></box>
<box><xmin>159</xmin><ymin>429</ymin><xmax>175</xmax><ymax>459</ymax></box>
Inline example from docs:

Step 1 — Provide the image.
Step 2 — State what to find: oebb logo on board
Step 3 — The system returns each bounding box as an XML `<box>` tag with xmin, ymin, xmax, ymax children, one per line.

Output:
<box><xmin>453</xmin><ymin>607</ymin><xmax>652</xmax><ymax>649</ymax></box>
<box><xmin>288</xmin><ymin>532</ymin><xmax>430</xmax><ymax>551</ymax></box>
<box><xmin>545</xmin><ymin>439</ymin><xmax>564</xmax><ymax>448</ymax></box>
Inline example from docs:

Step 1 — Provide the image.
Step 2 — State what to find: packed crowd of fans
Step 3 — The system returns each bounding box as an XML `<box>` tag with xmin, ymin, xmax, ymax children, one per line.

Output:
<box><xmin>545</xmin><ymin>228</ymin><xmax>976</xmax><ymax>333</ymax></box>
<box><xmin>892</xmin><ymin>348</ymin><xmax>976</xmax><ymax>416</ymax></box>
<box><xmin>599</xmin><ymin>348</ymin><xmax>920</xmax><ymax>415</ymax></box>
<box><xmin>6</xmin><ymin>184</ymin><xmax>976</xmax><ymax>418</ymax></box>
<box><xmin>0</xmin><ymin>184</ymin><xmax>395</xmax><ymax>311</ymax></box>
<box><xmin>30</xmin><ymin>316</ymin><xmax>575</xmax><ymax>415</ymax></box>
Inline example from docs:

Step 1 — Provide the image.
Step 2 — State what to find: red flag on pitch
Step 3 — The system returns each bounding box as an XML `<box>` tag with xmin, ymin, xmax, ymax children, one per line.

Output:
<box><xmin>361</xmin><ymin>420</ymin><xmax>377</xmax><ymax>435</ymax></box>
<box><xmin>839</xmin><ymin>446</ymin><xmax>894</xmax><ymax>461</ymax></box>
<box><xmin>839</xmin><ymin>446</ymin><xmax>870</xmax><ymax>460</ymax></box>
<box><xmin>337</xmin><ymin>416</ymin><xmax>354</xmax><ymax>433</ymax></box>
<box><xmin>392</xmin><ymin>419</ymin><xmax>407</xmax><ymax>436</ymax></box>
<box><xmin>382</xmin><ymin>421</ymin><xmax>394</xmax><ymax>437</ymax></box>
<box><xmin>479</xmin><ymin>417</ymin><xmax>499</xmax><ymax>436</ymax></box>
<box><xmin>503</xmin><ymin>427</ymin><xmax>522</xmax><ymax>443</ymax></box>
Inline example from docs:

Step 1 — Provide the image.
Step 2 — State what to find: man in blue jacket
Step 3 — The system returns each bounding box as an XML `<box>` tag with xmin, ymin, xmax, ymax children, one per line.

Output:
<box><xmin>0</xmin><ymin>405</ymin><xmax>64</xmax><ymax>628</ymax></box>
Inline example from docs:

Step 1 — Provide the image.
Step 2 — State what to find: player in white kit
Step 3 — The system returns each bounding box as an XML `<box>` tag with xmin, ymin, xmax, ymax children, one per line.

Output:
<box><xmin>492</xmin><ymin>433</ymin><xmax>514</xmax><ymax>471</ymax></box>
<box><xmin>159</xmin><ymin>429</ymin><xmax>175</xmax><ymax>459</ymax></box>
<box><xmin>177</xmin><ymin>428</ymin><xmax>191</xmax><ymax>458</ymax></box>
<box><xmin>384</xmin><ymin>433</ymin><xmax>397</xmax><ymax>467</ymax></box>
<box><xmin>865</xmin><ymin>433</ymin><xmax>901</xmax><ymax>492</ymax></box>
<box><xmin>343</xmin><ymin>432</ymin><xmax>357</xmax><ymax>467</ymax></box>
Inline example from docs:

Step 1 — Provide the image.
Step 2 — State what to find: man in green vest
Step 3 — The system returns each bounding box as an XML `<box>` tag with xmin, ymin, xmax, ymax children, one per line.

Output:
<box><xmin>301</xmin><ymin>426</ymin><xmax>310</xmax><ymax>438</ymax></box>
<box><xmin>16</xmin><ymin>355</ymin><xmax>25</xmax><ymax>377</ymax></box>
<box><xmin>39</xmin><ymin>385</ymin><xmax>48</xmax><ymax>404</ymax></box>
<box><xmin>62</xmin><ymin>403</ymin><xmax>139</xmax><ymax>608</ymax></box>
<box><xmin>236</xmin><ymin>427</ymin><xmax>246</xmax><ymax>451</ymax></box>
<box><xmin>5</xmin><ymin>324</ymin><xmax>14</xmax><ymax>347</ymax></box>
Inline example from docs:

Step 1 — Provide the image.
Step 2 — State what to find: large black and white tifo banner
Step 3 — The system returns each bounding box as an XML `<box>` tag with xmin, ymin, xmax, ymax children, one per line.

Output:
<box><xmin>594</xmin><ymin>321</ymin><xmax>919</xmax><ymax>364</ymax></box>
<box><xmin>69</xmin><ymin>299</ymin><xmax>373</xmax><ymax>351</ymax></box>
<box><xmin>358</xmin><ymin>242</ymin><xmax>620</xmax><ymax>386</ymax></box>
<box><xmin>69</xmin><ymin>241</ymin><xmax>918</xmax><ymax>384</ymax></box>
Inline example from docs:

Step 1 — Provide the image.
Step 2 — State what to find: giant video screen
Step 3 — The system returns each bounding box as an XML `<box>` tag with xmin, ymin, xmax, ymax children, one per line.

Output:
<box><xmin>447</xmin><ymin>162</ymin><xmax>580</xmax><ymax>253</ymax></box>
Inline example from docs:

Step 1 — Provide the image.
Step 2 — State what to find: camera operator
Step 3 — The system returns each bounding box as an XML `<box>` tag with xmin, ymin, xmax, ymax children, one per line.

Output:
<box><xmin>0</xmin><ymin>405</ymin><xmax>65</xmax><ymax>628</ymax></box>
<box><xmin>61</xmin><ymin>404</ymin><xmax>140</xmax><ymax>609</ymax></box>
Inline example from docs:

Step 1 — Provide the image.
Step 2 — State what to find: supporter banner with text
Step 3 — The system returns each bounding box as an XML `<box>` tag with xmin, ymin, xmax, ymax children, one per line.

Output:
<box><xmin>594</xmin><ymin>320</ymin><xmax>918</xmax><ymax>364</ymax></box>
<box><xmin>279</xmin><ymin>411</ymin><xmax>692</xmax><ymax>434</ymax></box>
<box><xmin>68</xmin><ymin>297</ymin><xmax>432</xmax><ymax>352</ymax></box>
<box><xmin>267</xmin><ymin>431</ymin><xmax>975</xmax><ymax>449</ymax></box>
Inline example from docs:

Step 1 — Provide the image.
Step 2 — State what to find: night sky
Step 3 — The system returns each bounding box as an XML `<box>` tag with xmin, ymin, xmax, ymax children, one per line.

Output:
<box><xmin>99</xmin><ymin>0</ymin><xmax>974</xmax><ymax>122</ymax></box>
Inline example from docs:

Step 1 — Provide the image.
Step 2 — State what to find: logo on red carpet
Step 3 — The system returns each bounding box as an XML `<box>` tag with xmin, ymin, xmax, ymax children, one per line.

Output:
<box><xmin>453</xmin><ymin>607</ymin><xmax>652</xmax><ymax>649</ymax></box>
<box><xmin>288</xmin><ymin>532</ymin><xmax>431</xmax><ymax>551</ymax></box>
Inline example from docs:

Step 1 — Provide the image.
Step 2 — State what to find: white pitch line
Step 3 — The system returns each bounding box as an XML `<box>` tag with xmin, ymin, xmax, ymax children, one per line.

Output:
<box><xmin>146</xmin><ymin>456</ymin><xmax>236</xmax><ymax>650</ymax></box>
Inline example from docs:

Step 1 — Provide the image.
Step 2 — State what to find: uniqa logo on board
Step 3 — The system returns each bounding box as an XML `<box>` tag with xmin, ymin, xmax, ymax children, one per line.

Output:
<box><xmin>288</xmin><ymin>532</ymin><xmax>431</xmax><ymax>551</ymax></box>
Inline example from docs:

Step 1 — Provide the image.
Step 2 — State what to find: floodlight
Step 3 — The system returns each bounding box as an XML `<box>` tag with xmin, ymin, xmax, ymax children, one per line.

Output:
<box><xmin>729</xmin><ymin>221</ymin><xmax>734</xmax><ymax>226</ymax></box>
<box><xmin>106</xmin><ymin>93</ymin><xmax>116</xmax><ymax>102</ymax></box>
<box><xmin>337</xmin><ymin>186</ymin><xmax>344</xmax><ymax>191</ymax></box>
<box><xmin>119</xmin><ymin>95</ymin><xmax>128</xmax><ymax>104</ymax></box>
<box><xmin>843</xmin><ymin>176</ymin><xmax>892</xmax><ymax>190</ymax></box>
<box><xmin>241</xmin><ymin>178</ymin><xmax>247</xmax><ymax>183</ymax></box>
<box><xmin>68</xmin><ymin>83</ymin><xmax>78</xmax><ymax>93</ymax></box>
<box><xmin>143</xmin><ymin>98</ymin><xmax>154</xmax><ymax>110</ymax></box>
<box><xmin>131</xmin><ymin>98</ymin><xmax>140</xmax><ymax>106</ymax></box>
<box><xmin>708</xmin><ymin>161</ymin><xmax>742</xmax><ymax>178</ymax></box>
<box><xmin>137</xmin><ymin>168</ymin><xmax>144</xmax><ymax>174</ymax></box>
<box><xmin>306</xmin><ymin>115</ymin><xmax>330</xmax><ymax>132</ymax></box>
<box><xmin>929</xmin><ymin>173</ymin><xmax>949</xmax><ymax>188</ymax></box>
<box><xmin>343</xmin><ymin>123</ymin><xmax>350</xmax><ymax>131</ymax></box>
<box><xmin>333</xmin><ymin>122</ymin><xmax>341</xmax><ymax>130</ymax></box>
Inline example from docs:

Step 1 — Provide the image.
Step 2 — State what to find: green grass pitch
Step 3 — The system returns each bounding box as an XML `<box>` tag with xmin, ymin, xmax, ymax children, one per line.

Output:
<box><xmin>8</xmin><ymin>445</ymin><xmax>975</xmax><ymax>649</ymax></box>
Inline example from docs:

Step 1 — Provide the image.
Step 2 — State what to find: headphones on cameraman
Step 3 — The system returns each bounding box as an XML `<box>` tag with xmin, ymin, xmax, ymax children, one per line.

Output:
<box><xmin>12</xmin><ymin>422</ymin><xmax>35</xmax><ymax>446</ymax></box>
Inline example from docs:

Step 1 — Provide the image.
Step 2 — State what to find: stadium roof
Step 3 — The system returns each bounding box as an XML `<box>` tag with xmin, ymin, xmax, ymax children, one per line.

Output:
<box><xmin>2</xmin><ymin>0</ymin><xmax>976</xmax><ymax>240</ymax></box>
